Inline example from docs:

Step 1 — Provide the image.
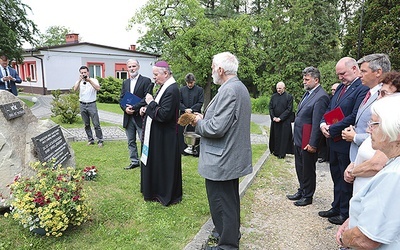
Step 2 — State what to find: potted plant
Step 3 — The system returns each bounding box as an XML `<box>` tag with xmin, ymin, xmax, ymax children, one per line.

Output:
<box><xmin>5</xmin><ymin>161</ymin><xmax>91</xmax><ymax>237</ymax></box>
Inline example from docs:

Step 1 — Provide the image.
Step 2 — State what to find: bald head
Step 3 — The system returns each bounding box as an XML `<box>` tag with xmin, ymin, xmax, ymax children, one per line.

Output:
<box><xmin>336</xmin><ymin>57</ymin><xmax>360</xmax><ymax>86</ymax></box>
<box><xmin>276</xmin><ymin>81</ymin><xmax>285</xmax><ymax>95</ymax></box>
<box><xmin>331</xmin><ymin>83</ymin><xmax>340</xmax><ymax>95</ymax></box>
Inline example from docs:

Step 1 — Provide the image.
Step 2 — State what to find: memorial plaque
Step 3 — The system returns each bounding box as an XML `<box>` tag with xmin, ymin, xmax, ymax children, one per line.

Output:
<box><xmin>0</xmin><ymin>101</ymin><xmax>25</xmax><ymax>120</ymax></box>
<box><xmin>31</xmin><ymin>125</ymin><xmax>71</xmax><ymax>166</ymax></box>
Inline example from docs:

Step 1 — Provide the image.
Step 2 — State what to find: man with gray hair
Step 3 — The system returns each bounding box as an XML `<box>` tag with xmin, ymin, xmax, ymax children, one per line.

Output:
<box><xmin>140</xmin><ymin>60</ymin><xmax>182</xmax><ymax>206</ymax></box>
<box><xmin>120</xmin><ymin>59</ymin><xmax>152</xmax><ymax>170</ymax></box>
<box><xmin>192</xmin><ymin>52</ymin><xmax>252</xmax><ymax>250</ymax></box>
<box><xmin>286</xmin><ymin>66</ymin><xmax>329</xmax><ymax>206</ymax></box>
<box><xmin>342</xmin><ymin>53</ymin><xmax>391</xmax><ymax>163</ymax></box>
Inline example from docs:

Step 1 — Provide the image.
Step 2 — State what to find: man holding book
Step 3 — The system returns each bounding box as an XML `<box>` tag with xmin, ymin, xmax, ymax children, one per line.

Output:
<box><xmin>286</xmin><ymin>67</ymin><xmax>329</xmax><ymax>206</ymax></box>
<box><xmin>318</xmin><ymin>57</ymin><xmax>369</xmax><ymax>225</ymax></box>
<box><xmin>120</xmin><ymin>59</ymin><xmax>153</xmax><ymax>170</ymax></box>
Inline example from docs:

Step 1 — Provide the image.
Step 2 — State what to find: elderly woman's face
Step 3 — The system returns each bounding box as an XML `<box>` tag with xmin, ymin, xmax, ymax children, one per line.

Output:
<box><xmin>369</xmin><ymin>114</ymin><xmax>386</xmax><ymax>151</ymax></box>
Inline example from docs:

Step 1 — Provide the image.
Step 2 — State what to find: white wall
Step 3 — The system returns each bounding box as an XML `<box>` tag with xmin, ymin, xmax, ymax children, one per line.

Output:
<box><xmin>21</xmin><ymin>44</ymin><xmax>158</xmax><ymax>92</ymax></box>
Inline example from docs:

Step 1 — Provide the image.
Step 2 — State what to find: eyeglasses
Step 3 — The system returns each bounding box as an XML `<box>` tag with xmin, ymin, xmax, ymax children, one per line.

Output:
<box><xmin>379</xmin><ymin>90</ymin><xmax>393</xmax><ymax>98</ymax></box>
<box><xmin>367</xmin><ymin>120</ymin><xmax>380</xmax><ymax>129</ymax></box>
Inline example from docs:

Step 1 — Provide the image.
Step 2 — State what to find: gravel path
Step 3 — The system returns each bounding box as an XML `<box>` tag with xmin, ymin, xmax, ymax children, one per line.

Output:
<box><xmin>239</xmin><ymin>155</ymin><xmax>341</xmax><ymax>250</ymax></box>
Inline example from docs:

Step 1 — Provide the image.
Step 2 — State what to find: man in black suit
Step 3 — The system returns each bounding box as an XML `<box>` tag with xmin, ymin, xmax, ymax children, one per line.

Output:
<box><xmin>120</xmin><ymin>59</ymin><xmax>152</xmax><ymax>170</ymax></box>
<box><xmin>319</xmin><ymin>57</ymin><xmax>369</xmax><ymax>225</ymax></box>
<box><xmin>287</xmin><ymin>67</ymin><xmax>329</xmax><ymax>206</ymax></box>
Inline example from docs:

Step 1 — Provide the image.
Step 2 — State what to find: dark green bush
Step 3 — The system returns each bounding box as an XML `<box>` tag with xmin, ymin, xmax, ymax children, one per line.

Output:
<box><xmin>251</xmin><ymin>96</ymin><xmax>270</xmax><ymax>114</ymax></box>
<box><xmin>97</xmin><ymin>76</ymin><xmax>122</xmax><ymax>103</ymax></box>
<box><xmin>50</xmin><ymin>89</ymin><xmax>80</xmax><ymax>124</ymax></box>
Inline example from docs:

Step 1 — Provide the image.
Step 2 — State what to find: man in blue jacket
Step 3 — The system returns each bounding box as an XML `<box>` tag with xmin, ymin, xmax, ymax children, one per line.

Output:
<box><xmin>0</xmin><ymin>55</ymin><xmax>22</xmax><ymax>96</ymax></box>
<box><xmin>319</xmin><ymin>57</ymin><xmax>369</xmax><ymax>225</ymax></box>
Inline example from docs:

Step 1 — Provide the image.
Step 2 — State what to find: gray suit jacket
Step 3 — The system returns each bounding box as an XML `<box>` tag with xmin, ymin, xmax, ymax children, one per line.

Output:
<box><xmin>195</xmin><ymin>76</ymin><xmax>252</xmax><ymax>181</ymax></box>
<box><xmin>349</xmin><ymin>90</ymin><xmax>379</xmax><ymax>162</ymax></box>
<box><xmin>294</xmin><ymin>85</ymin><xmax>329</xmax><ymax>148</ymax></box>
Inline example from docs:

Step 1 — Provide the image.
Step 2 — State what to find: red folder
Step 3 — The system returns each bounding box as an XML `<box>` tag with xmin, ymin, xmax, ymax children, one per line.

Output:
<box><xmin>323</xmin><ymin>107</ymin><xmax>345</xmax><ymax>125</ymax></box>
<box><xmin>323</xmin><ymin>107</ymin><xmax>345</xmax><ymax>142</ymax></box>
<box><xmin>302</xmin><ymin>124</ymin><xmax>312</xmax><ymax>148</ymax></box>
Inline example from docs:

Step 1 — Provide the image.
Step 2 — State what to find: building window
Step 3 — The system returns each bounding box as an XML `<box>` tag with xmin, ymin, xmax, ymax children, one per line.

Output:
<box><xmin>29</xmin><ymin>63</ymin><xmax>37</xmax><ymax>81</ymax></box>
<box><xmin>88</xmin><ymin>63</ymin><xmax>105</xmax><ymax>78</ymax></box>
<box><xmin>115</xmin><ymin>63</ymin><xmax>127</xmax><ymax>80</ymax></box>
<box><xmin>116</xmin><ymin>71</ymin><xmax>128</xmax><ymax>79</ymax></box>
<box><xmin>20</xmin><ymin>61</ymin><xmax>37</xmax><ymax>81</ymax></box>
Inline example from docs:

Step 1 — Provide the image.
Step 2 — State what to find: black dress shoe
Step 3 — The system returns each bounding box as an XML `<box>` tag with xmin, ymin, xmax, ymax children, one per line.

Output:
<box><xmin>294</xmin><ymin>197</ymin><xmax>312</xmax><ymax>206</ymax></box>
<box><xmin>328</xmin><ymin>215</ymin><xmax>347</xmax><ymax>225</ymax></box>
<box><xmin>286</xmin><ymin>192</ymin><xmax>302</xmax><ymax>200</ymax></box>
<box><xmin>124</xmin><ymin>163</ymin><xmax>140</xmax><ymax>170</ymax></box>
<box><xmin>318</xmin><ymin>208</ymin><xmax>339</xmax><ymax>218</ymax></box>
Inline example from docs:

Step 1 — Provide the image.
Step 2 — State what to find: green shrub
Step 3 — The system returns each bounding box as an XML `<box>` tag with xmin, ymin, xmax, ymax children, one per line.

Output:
<box><xmin>251</xmin><ymin>96</ymin><xmax>270</xmax><ymax>114</ymax></box>
<box><xmin>97</xmin><ymin>76</ymin><xmax>121</xmax><ymax>103</ymax></box>
<box><xmin>50</xmin><ymin>89</ymin><xmax>80</xmax><ymax>124</ymax></box>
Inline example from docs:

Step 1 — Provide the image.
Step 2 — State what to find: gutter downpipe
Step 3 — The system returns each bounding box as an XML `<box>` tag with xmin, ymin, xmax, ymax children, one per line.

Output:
<box><xmin>31</xmin><ymin>51</ymin><xmax>46</xmax><ymax>95</ymax></box>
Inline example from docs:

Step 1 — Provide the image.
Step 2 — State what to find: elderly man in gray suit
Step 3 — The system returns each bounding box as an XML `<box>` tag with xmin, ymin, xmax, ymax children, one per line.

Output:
<box><xmin>342</xmin><ymin>54</ymin><xmax>391</xmax><ymax>163</ymax></box>
<box><xmin>192</xmin><ymin>52</ymin><xmax>252</xmax><ymax>250</ymax></box>
<box><xmin>286</xmin><ymin>66</ymin><xmax>329</xmax><ymax>206</ymax></box>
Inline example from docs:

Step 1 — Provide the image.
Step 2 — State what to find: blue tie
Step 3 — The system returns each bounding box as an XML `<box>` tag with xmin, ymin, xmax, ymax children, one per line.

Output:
<box><xmin>300</xmin><ymin>92</ymin><xmax>310</xmax><ymax>107</ymax></box>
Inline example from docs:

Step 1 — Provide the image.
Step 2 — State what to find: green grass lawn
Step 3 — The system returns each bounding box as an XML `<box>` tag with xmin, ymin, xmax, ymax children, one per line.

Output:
<box><xmin>1</xmin><ymin>98</ymin><xmax>267</xmax><ymax>248</ymax></box>
<box><xmin>96</xmin><ymin>102</ymin><xmax>123</xmax><ymax>114</ymax></box>
<box><xmin>0</xmin><ymin>143</ymin><xmax>266</xmax><ymax>249</ymax></box>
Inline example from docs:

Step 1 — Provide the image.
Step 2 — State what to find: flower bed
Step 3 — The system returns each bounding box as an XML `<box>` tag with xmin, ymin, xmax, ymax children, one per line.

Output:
<box><xmin>6</xmin><ymin>161</ymin><xmax>91</xmax><ymax>237</ymax></box>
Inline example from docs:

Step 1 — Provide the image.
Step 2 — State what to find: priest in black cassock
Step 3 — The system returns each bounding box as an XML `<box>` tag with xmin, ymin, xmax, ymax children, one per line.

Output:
<box><xmin>269</xmin><ymin>81</ymin><xmax>294</xmax><ymax>159</ymax></box>
<box><xmin>179</xmin><ymin>73</ymin><xmax>204</xmax><ymax>155</ymax></box>
<box><xmin>139</xmin><ymin>60</ymin><xmax>182</xmax><ymax>206</ymax></box>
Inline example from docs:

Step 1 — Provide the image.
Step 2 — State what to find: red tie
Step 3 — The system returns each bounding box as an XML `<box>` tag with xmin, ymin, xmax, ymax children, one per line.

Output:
<box><xmin>338</xmin><ymin>85</ymin><xmax>348</xmax><ymax>101</ymax></box>
<box><xmin>361</xmin><ymin>91</ymin><xmax>371</xmax><ymax>106</ymax></box>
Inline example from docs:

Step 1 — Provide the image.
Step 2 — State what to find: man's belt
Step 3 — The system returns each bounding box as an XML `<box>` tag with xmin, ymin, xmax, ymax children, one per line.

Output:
<box><xmin>80</xmin><ymin>101</ymin><xmax>96</xmax><ymax>104</ymax></box>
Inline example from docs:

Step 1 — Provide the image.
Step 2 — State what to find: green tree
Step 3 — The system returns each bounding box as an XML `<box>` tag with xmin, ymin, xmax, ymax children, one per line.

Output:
<box><xmin>38</xmin><ymin>25</ymin><xmax>72</xmax><ymax>47</ymax></box>
<box><xmin>0</xmin><ymin>0</ymin><xmax>38</xmax><ymax>62</ymax></box>
<box><xmin>342</xmin><ymin>0</ymin><xmax>400</xmax><ymax>69</ymax></box>
<box><xmin>254</xmin><ymin>0</ymin><xmax>341</xmax><ymax>102</ymax></box>
<box><xmin>132</xmin><ymin>0</ymin><xmax>341</xmax><ymax>104</ymax></box>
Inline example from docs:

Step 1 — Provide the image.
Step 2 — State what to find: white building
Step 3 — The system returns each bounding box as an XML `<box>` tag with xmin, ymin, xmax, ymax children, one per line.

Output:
<box><xmin>16</xmin><ymin>34</ymin><xmax>158</xmax><ymax>94</ymax></box>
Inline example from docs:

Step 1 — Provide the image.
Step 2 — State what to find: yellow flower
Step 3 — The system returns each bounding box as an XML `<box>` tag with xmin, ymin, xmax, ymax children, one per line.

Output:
<box><xmin>8</xmin><ymin>160</ymin><xmax>91</xmax><ymax>237</ymax></box>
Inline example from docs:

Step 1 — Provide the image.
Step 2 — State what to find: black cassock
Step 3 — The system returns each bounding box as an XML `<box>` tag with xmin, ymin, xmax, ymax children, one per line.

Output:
<box><xmin>178</xmin><ymin>85</ymin><xmax>204</xmax><ymax>154</ymax></box>
<box><xmin>141</xmin><ymin>83</ymin><xmax>182</xmax><ymax>206</ymax></box>
<box><xmin>268</xmin><ymin>92</ymin><xmax>294</xmax><ymax>158</ymax></box>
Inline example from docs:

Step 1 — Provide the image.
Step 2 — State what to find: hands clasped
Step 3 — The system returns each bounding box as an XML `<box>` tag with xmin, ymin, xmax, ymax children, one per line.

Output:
<box><xmin>341</xmin><ymin>125</ymin><xmax>355</xmax><ymax>142</ymax></box>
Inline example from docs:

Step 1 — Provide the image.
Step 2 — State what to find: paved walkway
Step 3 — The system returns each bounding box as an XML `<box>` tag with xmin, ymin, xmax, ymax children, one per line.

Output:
<box><xmin>24</xmin><ymin>95</ymin><xmax>269</xmax><ymax>144</ymax></box>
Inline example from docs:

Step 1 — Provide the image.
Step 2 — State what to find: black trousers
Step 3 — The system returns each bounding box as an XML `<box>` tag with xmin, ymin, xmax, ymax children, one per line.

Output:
<box><xmin>294</xmin><ymin>145</ymin><xmax>318</xmax><ymax>198</ymax></box>
<box><xmin>206</xmin><ymin>178</ymin><xmax>240</xmax><ymax>250</ymax></box>
<box><xmin>329</xmin><ymin>150</ymin><xmax>352</xmax><ymax>218</ymax></box>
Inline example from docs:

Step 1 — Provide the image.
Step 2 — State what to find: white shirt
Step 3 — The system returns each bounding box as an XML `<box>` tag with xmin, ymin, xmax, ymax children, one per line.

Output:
<box><xmin>130</xmin><ymin>76</ymin><xmax>138</xmax><ymax>93</ymax></box>
<box><xmin>79</xmin><ymin>78</ymin><xmax>99</xmax><ymax>103</ymax></box>
<box><xmin>353</xmin><ymin>136</ymin><xmax>376</xmax><ymax>194</ymax></box>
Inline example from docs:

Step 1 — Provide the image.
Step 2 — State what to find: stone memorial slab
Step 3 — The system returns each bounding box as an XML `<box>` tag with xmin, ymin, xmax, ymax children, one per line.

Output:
<box><xmin>31</xmin><ymin>125</ymin><xmax>71</xmax><ymax>166</ymax></box>
<box><xmin>0</xmin><ymin>101</ymin><xmax>25</xmax><ymax>120</ymax></box>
